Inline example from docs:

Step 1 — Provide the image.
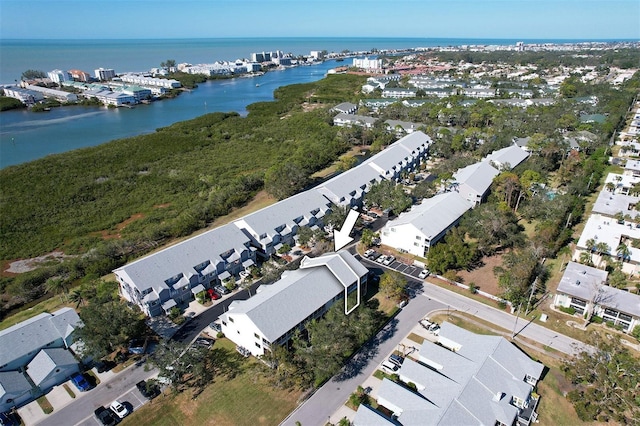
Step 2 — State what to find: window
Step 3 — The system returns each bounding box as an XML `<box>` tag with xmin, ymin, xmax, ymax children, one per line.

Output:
<box><xmin>415</xmin><ymin>235</ymin><xmax>421</xmax><ymax>240</ymax></box>
<box><xmin>228</xmin><ymin>317</ymin><xmax>234</xmax><ymax>323</ymax></box>
<box><xmin>222</xmin><ymin>321</ymin><xmax>227</xmax><ymax>326</ymax></box>
<box><xmin>255</xmin><ymin>342</ymin><xmax>261</xmax><ymax>348</ymax></box>
<box><xmin>254</xmin><ymin>333</ymin><xmax>260</xmax><ymax>339</ymax></box>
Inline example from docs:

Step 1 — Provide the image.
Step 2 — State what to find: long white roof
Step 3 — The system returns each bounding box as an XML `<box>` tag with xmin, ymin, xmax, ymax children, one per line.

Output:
<box><xmin>382</xmin><ymin>192</ymin><xmax>471</xmax><ymax>240</ymax></box>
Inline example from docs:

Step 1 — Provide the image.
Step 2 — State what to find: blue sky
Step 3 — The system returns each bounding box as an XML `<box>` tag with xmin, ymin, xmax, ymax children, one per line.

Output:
<box><xmin>1</xmin><ymin>0</ymin><xmax>639</xmax><ymax>40</ymax></box>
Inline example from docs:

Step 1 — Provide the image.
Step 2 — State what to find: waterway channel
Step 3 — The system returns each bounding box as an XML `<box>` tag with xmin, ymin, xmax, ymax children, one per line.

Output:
<box><xmin>0</xmin><ymin>60</ymin><xmax>340</xmax><ymax>168</ymax></box>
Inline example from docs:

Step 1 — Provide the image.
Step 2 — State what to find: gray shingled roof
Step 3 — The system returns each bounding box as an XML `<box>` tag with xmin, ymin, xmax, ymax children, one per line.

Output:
<box><xmin>221</xmin><ymin>251</ymin><xmax>367</xmax><ymax>342</ymax></box>
<box><xmin>235</xmin><ymin>190</ymin><xmax>331</xmax><ymax>242</ymax></box>
<box><xmin>26</xmin><ymin>348</ymin><xmax>78</xmax><ymax>386</ymax></box>
<box><xmin>453</xmin><ymin>161</ymin><xmax>499</xmax><ymax>195</ymax></box>
<box><xmin>114</xmin><ymin>223</ymin><xmax>251</xmax><ymax>293</ymax></box>
<box><xmin>0</xmin><ymin>307</ymin><xmax>80</xmax><ymax>369</ymax></box>
<box><xmin>0</xmin><ymin>371</ymin><xmax>32</xmax><ymax>398</ymax></box>
<box><xmin>383</xmin><ymin>192</ymin><xmax>471</xmax><ymax>241</ymax></box>
<box><xmin>558</xmin><ymin>261</ymin><xmax>640</xmax><ymax>317</ymax></box>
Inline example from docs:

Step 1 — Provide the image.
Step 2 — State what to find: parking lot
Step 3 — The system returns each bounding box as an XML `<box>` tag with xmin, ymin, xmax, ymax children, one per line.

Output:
<box><xmin>358</xmin><ymin>249</ymin><xmax>426</xmax><ymax>281</ymax></box>
<box><xmin>75</xmin><ymin>386</ymin><xmax>148</xmax><ymax>426</ymax></box>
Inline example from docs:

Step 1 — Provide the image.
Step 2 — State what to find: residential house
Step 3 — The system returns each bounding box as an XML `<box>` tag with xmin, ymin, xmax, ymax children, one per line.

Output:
<box><xmin>380</xmin><ymin>192</ymin><xmax>472</xmax><ymax>257</ymax></box>
<box><xmin>451</xmin><ymin>161</ymin><xmax>500</xmax><ymax>207</ymax></box>
<box><xmin>114</xmin><ymin>223</ymin><xmax>257</xmax><ymax>317</ymax></box>
<box><xmin>0</xmin><ymin>308</ymin><xmax>81</xmax><ymax>412</ymax></box>
<box><xmin>332</xmin><ymin>113</ymin><xmax>377</xmax><ymax>128</ymax></box>
<box><xmin>385</xmin><ymin>120</ymin><xmax>423</xmax><ymax>135</ymax></box>
<box><xmin>331</xmin><ymin>102</ymin><xmax>358</xmax><ymax>115</ymax></box>
<box><xmin>219</xmin><ymin>251</ymin><xmax>368</xmax><ymax>357</ymax></box>
<box><xmin>26</xmin><ymin>348</ymin><xmax>79</xmax><ymax>393</ymax></box>
<box><xmin>554</xmin><ymin>262</ymin><xmax>640</xmax><ymax>333</ymax></box>
<box><xmin>234</xmin><ymin>190</ymin><xmax>332</xmax><ymax>257</ymax></box>
<box><xmin>353</xmin><ymin>322</ymin><xmax>544</xmax><ymax>426</ymax></box>
<box><xmin>484</xmin><ymin>145</ymin><xmax>530</xmax><ymax>171</ymax></box>
<box><xmin>0</xmin><ymin>371</ymin><xmax>33</xmax><ymax>413</ymax></box>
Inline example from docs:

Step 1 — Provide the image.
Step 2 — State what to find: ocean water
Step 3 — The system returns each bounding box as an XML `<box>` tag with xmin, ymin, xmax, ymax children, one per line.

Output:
<box><xmin>0</xmin><ymin>37</ymin><xmax>595</xmax><ymax>168</ymax></box>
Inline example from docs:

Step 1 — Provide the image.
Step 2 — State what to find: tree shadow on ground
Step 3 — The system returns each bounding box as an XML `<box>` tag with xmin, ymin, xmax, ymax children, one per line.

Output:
<box><xmin>334</xmin><ymin>317</ymin><xmax>399</xmax><ymax>382</ymax></box>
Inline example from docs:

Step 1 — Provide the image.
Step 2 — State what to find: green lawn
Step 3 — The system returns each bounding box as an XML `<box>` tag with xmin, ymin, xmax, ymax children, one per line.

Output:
<box><xmin>122</xmin><ymin>339</ymin><xmax>301</xmax><ymax>426</ymax></box>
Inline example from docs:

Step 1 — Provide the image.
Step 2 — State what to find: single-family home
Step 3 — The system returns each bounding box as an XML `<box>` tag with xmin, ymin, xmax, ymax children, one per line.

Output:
<box><xmin>219</xmin><ymin>251</ymin><xmax>369</xmax><ymax>357</ymax></box>
<box><xmin>360</xmin><ymin>98</ymin><xmax>397</xmax><ymax>111</ymax></box>
<box><xmin>114</xmin><ymin>223</ymin><xmax>257</xmax><ymax>317</ymax></box>
<box><xmin>554</xmin><ymin>262</ymin><xmax>640</xmax><ymax>333</ymax></box>
<box><xmin>353</xmin><ymin>322</ymin><xmax>544</xmax><ymax>426</ymax></box>
<box><xmin>331</xmin><ymin>102</ymin><xmax>358</xmax><ymax>115</ymax></box>
<box><xmin>451</xmin><ymin>161</ymin><xmax>500</xmax><ymax>207</ymax></box>
<box><xmin>380</xmin><ymin>192</ymin><xmax>472</xmax><ymax>257</ymax></box>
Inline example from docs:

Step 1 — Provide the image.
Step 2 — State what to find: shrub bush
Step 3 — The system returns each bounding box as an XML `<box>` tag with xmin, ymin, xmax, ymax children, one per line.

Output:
<box><xmin>558</xmin><ymin>306</ymin><xmax>576</xmax><ymax>315</ymax></box>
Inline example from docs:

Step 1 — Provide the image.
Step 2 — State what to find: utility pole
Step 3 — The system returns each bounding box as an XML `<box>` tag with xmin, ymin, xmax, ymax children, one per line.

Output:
<box><xmin>526</xmin><ymin>257</ymin><xmax>545</xmax><ymax>315</ymax></box>
<box><xmin>511</xmin><ymin>303</ymin><xmax>522</xmax><ymax>339</ymax></box>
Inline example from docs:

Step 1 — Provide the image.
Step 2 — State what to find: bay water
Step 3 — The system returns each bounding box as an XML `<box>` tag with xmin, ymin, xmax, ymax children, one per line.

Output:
<box><xmin>0</xmin><ymin>37</ymin><xmax>556</xmax><ymax>168</ymax></box>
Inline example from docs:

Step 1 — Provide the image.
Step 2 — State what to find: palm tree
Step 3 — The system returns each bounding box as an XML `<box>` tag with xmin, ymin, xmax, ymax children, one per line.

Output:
<box><xmin>605</xmin><ymin>182</ymin><xmax>615</xmax><ymax>192</ymax></box>
<box><xmin>585</xmin><ymin>238</ymin><xmax>596</xmax><ymax>253</ymax></box>
<box><xmin>594</xmin><ymin>242</ymin><xmax>611</xmax><ymax>269</ymax></box>
<box><xmin>69</xmin><ymin>289</ymin><xmax>86</xmax><ymax>308</ymax></box>
<box><xmin>45</xmin><ymin>277</ymin><xmax>69</xmax><ymax>302</ymax></box>
<box><xmin>616</xmin><ymin>242</ymin><xmax>631</xmax><ymax>262</ymax></box>
<box><xmin>579</xmin><ymin>251</ymin><xmax>593</xmax><ymax>266</ymax></box>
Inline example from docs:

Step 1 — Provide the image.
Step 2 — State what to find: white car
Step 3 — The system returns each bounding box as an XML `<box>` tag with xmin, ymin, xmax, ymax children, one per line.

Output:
<box><xmin>110</xmin><ymin>400</ymin><xmax>129</xmax><ymax>419</ymax></box>
<box><xmin>376</xmin><ymin>255</ymin><xmax>387</xmax><ymax>264</ymax></box>
<box><xmin>382</xmin><ymin>256</ymin><xmax>395</xmax><ymax>266</ymax></box>
<box><xmin>418</xmin><ymin>269</ymin><xmax>430</xmax><ymax>279</ymax></box>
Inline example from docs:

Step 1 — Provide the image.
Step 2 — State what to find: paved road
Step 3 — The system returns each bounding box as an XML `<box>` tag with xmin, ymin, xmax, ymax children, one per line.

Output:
<box><xmin>172</xmin><ymin>281</ymin><xmax>262</xmax><ymax>344</ymax></box>
<box><xmin>37</xmin><ymin>362</ymin><xmax>158</xmax><ymax>426</ymax></box>
<box><xmin>281</xmin><ymin>287</ymin><xmax>445</xmax><ymax>426</ymax></box>
<box><xmin>282</xmin><ymin>255</ymin><xmax>588</xmax><ymax>426</ymax></box>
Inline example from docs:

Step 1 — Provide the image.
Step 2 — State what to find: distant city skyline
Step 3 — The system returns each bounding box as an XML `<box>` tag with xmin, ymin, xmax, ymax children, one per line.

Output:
<box><xmin>1</xmin><ymin>0</ymin><xmax>639</xmax><ymax>40</ymax></box>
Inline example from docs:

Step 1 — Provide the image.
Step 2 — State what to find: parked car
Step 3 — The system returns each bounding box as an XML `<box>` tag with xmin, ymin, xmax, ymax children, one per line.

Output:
<box><xmin>376</xmin><ymin>255</ymin><xmax>387</xmax><ymax>264</ymax></box>
<box><xmin>94</xmin><ymin>359</ymin><xmax>115</xmax><ymax>373</ymax></box>
<box><xmin>419</xmin><ymin>318</ymin><xmax>433</xmax><ymax>330</ymax></box>
<box><xmin>94</xmin><ymin>406</ymin><xmax>120</xmax><ymax>426</ymax></box>
<box><xmin>214</xmin><ymin>284</ymin><xmax>230</xmax><ymax>295</ymax></box>
<box><xmin>389</xmin><ymin>353</ymin><xmax>404</xmax><ymax>367</ymax></box>
<box><xmin>0</xmin><ymin>412</ymin><xmax>19</xmax><ymax>426</ymax></box>
<box><xmin>368</xmin><ymin>251</ymin><xmax>381</xmax><ymax>261</ymax></box>
<box><xmin>194</xmin><ymin>337</ymin><xmax>215</xmax><ymax>349</ymax></box>
<box><xmin>364</xmin><ymin>249</ymin><xmax>375</xmax><ymax>258</ymax></box>
<box><xmin>136</xmin><ymin>380</ymin><xmax>159</xmax><ymax>400</ymax></box>
<box><xmin>109</xmin><ymin>400</ymin><xmax>129</xmax><ymax>419</ymax></box>
<box><xmin>239</xmin><ymin>271</ymin><xmax>250</xmax><ymax>281</ymax></box>
<box><xmin>418</xmin><ymin>269</ymin><xmax>430</xmax><ymax>279</ymax></box>
<box><xmin>382</xmin><ymin>255</ymin><xmax>395</xmax><ymax>266</ymax></box>
<box><xmin>70</xmin><ymin>372</ymin><xmax>91</xmax><ymax>392</ymax></box>
<box><xmin>381</xmin><ymin>360</ymin><xmax>398</xmax><ymax>374</ymax></box>
<box><xmin>207</xmin><ymin>288</ymin><xmax>221</xmax><ymax>300</ymax></box>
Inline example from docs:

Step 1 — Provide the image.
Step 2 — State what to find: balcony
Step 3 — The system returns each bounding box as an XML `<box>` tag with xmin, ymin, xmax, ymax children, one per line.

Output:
<box><xmin>517</xmin><ymin>393</ymin><xmax>540</xmax><ymax>426</ymax></box>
